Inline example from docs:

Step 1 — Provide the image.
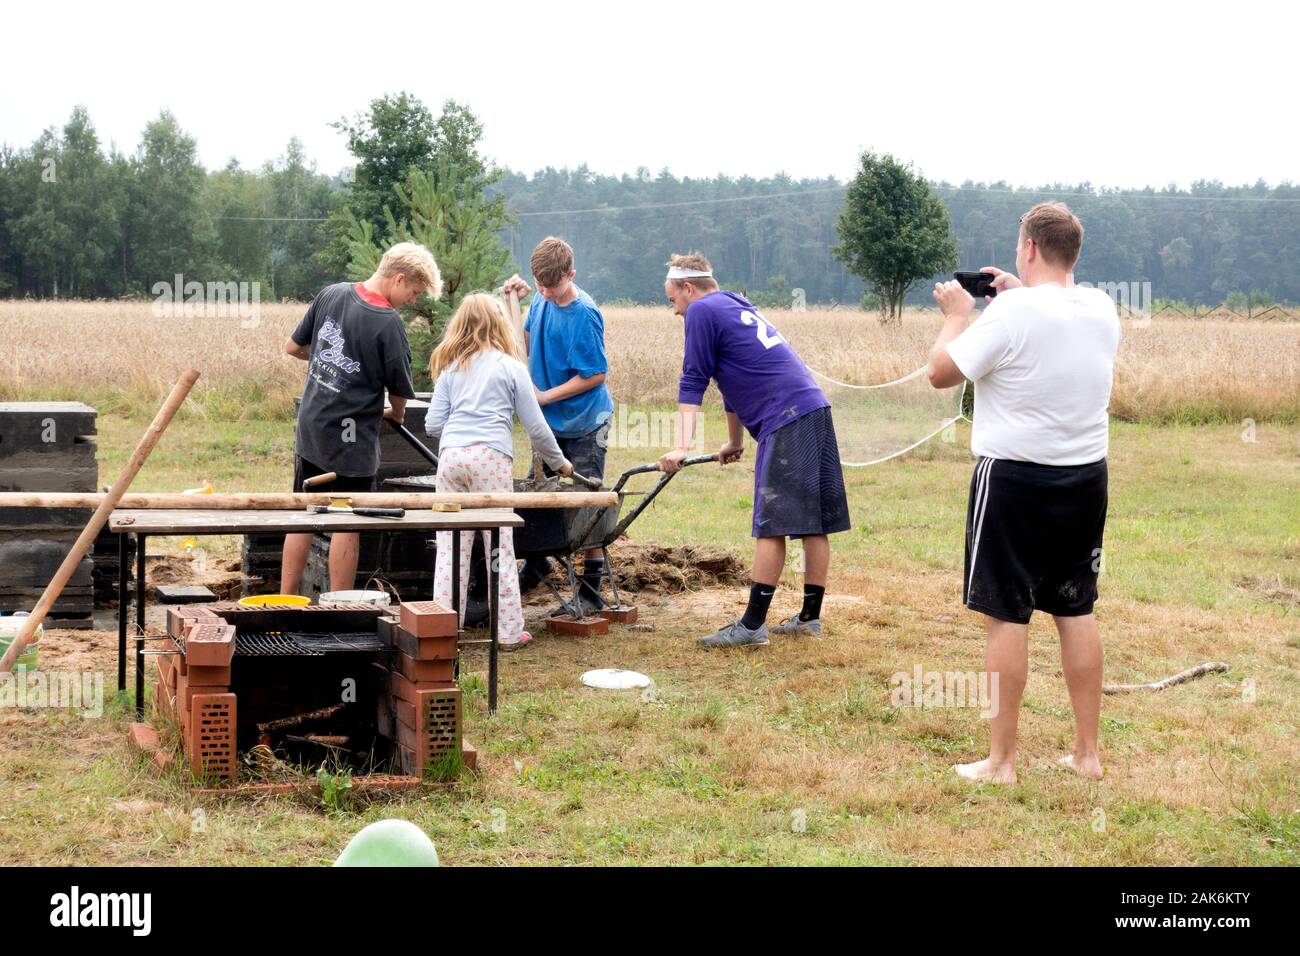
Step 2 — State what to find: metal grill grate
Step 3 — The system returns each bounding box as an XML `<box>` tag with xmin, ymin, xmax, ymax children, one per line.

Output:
<box><xmin>234</xmin><ymin>631</ymin><xmax>387</xmax><ymax>657</ymax></box>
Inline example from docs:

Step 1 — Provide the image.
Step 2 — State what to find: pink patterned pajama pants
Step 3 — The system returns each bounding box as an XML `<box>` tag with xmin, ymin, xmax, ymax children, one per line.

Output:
<box><xmin>432</xmin><ymin>444</ymin><xmax>526</xmax><ymax>644</ymax></box>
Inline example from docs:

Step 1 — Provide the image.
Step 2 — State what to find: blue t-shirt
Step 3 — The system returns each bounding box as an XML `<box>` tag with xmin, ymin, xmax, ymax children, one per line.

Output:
<box><xmin>677</xmin><ymin>290</ymin><xmax>829</xmax><ymax>442</ymax></box>
<box><xmin>523</xmin><ymin>287</ymin><xmax>615</xmax><ymax>437</ymax></box>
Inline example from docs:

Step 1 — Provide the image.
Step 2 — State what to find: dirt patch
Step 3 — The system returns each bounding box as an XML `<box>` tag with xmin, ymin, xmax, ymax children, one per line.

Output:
<box><xmin>146</xmin><ymin>554</ymin><xmax>244</xmax><ymax>602</ymax></box>
<box><xmin>610</xmin><ymin>541</ymin><xmax>750</xmax><ymax>593</ymax></box>
<box><xmin>1237</xmin><ymin>574</ymin><xmax>1300</xmax><ymax>607</ymax></box>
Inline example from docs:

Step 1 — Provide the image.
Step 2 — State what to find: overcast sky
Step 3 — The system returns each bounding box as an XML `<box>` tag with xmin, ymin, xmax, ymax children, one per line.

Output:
<box><xmin>2</xmin><ymin>0</ymin><xmax>1294</xmax><ymax>190</ymax></box>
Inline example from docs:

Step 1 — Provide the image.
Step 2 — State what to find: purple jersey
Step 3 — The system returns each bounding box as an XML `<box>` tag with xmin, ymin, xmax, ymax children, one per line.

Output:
<box><xmin>677</xmin><ymin>290</ymin><xmax>829</xmax><ymax>441</ymax></box>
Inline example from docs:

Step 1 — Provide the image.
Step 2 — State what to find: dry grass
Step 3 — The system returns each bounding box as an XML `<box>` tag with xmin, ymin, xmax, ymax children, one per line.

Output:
<box><xmin>1</xmin><ymin>300</ymin><xmax>1296</xmax><ymax>423</ymax></box>
<box><xmin>0</xmin><ymin>419</ymin><xmax>1296</xmax><ymax>865</ymax></box>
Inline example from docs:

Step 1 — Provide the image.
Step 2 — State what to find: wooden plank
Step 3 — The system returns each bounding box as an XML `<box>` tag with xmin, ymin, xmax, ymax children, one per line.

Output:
<box><xmin>1</xmin><ymin>492</ymin><xmax>609</xmax><ymax>512</ymax></box>
<box><xmin>103</xmin><ymin>507</ymin><xmax>527</xmax><ymax>535</ymax></box>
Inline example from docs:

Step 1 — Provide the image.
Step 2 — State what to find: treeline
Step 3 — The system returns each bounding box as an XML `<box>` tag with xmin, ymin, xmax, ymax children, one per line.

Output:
<box><xmin>0</xmin><ymin>107</ymin><xmax>340</xmax><ymax>300</ymax></box>
<box><xmin>498</xmin><ymin>169</ymin><xmax>1300</xmax><ymax>307</ymax></box>
<box><xmin>2</xmin><ymin>105</ymin><xmax>1297</xmax><ymax>307</ymax></box>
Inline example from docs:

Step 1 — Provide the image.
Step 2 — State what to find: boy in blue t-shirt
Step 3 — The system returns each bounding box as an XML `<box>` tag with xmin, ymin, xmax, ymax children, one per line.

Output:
<box><xmin>658</xmin><ymin>252</ymin><xmax>851</xmax><ymax>648</ymax></box>
<box><xmin>503</xmin><ymin>237</ymin><xmax>615</xmax><ymax>612</ymax></box>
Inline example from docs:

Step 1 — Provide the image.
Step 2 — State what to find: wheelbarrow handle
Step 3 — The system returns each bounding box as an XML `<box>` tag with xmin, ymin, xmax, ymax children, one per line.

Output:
<box><xmin>616</xmin><ymin>453</ymin><xmax>720</xmax><ymax>483</ymax></box>
<box><xmin>385</xmin><ymin>419</ymin><xmax>439</xmax><ymax>469</ymax></box>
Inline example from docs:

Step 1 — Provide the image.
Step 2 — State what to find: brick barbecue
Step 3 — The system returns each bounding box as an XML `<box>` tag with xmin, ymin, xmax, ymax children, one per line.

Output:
<box><xmin>148</xmin><ymin>599</ymin><xmax>471</xmax><ymax>784</ymax></box>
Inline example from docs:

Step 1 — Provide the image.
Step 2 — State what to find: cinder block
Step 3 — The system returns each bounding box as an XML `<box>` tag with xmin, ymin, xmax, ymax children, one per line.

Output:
<box><xmin>398</xmin><ymin>600</ymin><xmax>457</xmax><ymax>638</ymax></box>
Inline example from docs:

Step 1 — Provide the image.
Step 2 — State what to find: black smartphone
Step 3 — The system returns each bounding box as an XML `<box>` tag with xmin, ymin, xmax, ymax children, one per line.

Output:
<box><xmin>954</xmin><ymin>271</ymin><xmax>997</xmax><ymax>299</ymax></box>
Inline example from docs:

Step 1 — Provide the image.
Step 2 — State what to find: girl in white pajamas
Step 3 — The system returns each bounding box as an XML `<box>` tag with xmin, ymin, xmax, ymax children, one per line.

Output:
<box><xmin>425</xmin><ymin>293</ymin><xmax>571</xmax><ymax>648</ymax></box>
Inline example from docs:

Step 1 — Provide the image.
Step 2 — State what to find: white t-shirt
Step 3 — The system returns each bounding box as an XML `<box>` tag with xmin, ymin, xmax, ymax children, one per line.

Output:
<box><xmin>946</xmin><ymin>284</ymin><xmax>1121</xmax><ymax>466</ymax></box>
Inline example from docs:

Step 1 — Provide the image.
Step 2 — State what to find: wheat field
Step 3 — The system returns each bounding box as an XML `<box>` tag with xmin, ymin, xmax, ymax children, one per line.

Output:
<box><xmin>0</xmin><ymin>300</ymin><xmax>1296</xmax><ymax>423</ymax></box>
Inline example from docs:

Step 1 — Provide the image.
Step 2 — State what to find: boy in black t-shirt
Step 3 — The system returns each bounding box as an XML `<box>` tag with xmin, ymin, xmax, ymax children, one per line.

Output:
<box><xmin>279</xmin><ymin>242</ymin><xmax>442</xmax><ymax>595</ymax></box>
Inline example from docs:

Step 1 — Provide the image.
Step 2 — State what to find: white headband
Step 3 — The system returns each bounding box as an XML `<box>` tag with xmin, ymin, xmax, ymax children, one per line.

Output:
<box><xmin>667</xmin><ymin>266</ymin><xmax>713</xmax><ymax>280</ymax></box>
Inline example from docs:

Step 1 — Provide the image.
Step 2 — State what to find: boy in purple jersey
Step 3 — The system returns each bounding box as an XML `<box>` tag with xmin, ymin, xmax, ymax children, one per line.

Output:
<box><xmin>658</xmin><ymin>252</ymin><xmax>851</xmax><ymax>648</ymax></box>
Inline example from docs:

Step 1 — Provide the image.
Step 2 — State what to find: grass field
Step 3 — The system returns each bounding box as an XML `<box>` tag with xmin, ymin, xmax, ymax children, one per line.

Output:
<box><xmin>1</xmin><ymin>410</ymin><xmax>1296</xmax><ymax>865</ymax></box>
<box><xmin>1</xmin><ymin>300</ymin><xmax>1297</xmax><ymax>424</ymax></box>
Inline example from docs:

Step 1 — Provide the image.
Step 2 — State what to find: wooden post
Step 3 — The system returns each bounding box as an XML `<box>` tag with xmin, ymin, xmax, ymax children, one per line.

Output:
<box><xmin>0</xmin><ymin>369</ymin><xmax>200</xmax><ymax>672</ymax></box>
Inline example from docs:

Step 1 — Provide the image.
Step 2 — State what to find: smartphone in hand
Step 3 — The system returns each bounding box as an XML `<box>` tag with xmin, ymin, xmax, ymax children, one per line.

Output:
<box><xmin>954</xmin><ymin>271</ymin><xmax>997</xmax><ymax>299</ymax></box>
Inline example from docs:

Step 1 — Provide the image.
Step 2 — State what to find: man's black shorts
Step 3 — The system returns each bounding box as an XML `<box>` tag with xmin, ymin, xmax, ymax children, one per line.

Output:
<box><xmin>752</xmin><ymin>406</ymin><xmax>852</xmax><ymax>539</ymax></box>
<box><xmin>292</xmin><ymin>456</ymin><xmax>376</xmax><ymax>494</ymax></box>
<box><xmin>964</xmin><ymin>456</ymin><xmax>1108</xmax><ymax>624</ymax></box>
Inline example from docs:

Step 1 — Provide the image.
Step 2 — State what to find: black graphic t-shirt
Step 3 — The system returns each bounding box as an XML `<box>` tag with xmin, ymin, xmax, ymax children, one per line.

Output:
<box><xmin>291</xmin><ymin>282</ymin><xmax>416</xmax><ymax>476</ymax></box>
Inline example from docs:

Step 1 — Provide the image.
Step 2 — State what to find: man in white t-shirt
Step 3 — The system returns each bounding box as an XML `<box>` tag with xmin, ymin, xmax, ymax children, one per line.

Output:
<box><xmin>927</xmin><ymin>202</ymin><xmax>1121</xmax><ymax>785</ymax></box>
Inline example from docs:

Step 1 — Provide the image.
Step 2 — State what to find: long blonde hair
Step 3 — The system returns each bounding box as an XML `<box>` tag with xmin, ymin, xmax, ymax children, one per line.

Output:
<box><xmin>429</xmin><ymin>292</ymin><xmax>524</xmax><ymax>377</ymax></box>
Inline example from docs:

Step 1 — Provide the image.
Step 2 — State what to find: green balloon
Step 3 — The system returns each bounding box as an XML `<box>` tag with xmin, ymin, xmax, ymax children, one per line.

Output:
<box><xmin>334</xmin><ymin>819</ymin><xmax>440</xmax><ymax>867</ymax></box>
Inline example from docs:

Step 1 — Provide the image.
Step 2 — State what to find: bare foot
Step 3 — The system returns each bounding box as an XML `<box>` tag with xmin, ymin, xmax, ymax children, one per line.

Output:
<box><xmin>1058</xmin><ymin>754</ymin><xmax>1104</xmax><ymax>780</ymax></box>
<box><xmin>954</xmin><ymin>758</ymin><xmax>1017</xmax><ymax>785</ymax></box>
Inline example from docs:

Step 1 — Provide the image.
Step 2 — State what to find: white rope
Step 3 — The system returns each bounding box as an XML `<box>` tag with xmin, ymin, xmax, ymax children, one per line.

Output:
<box><xmin>838</xmin><ymin>415</ymin><xmax>965</xmax><ymax>467</ymax></box>
<box><xmin>809</xmin><ymin>364</ymin><xmax>928</xmax><ymax>390</ymax></box>
<box><xmin>803</xmin><ymin>365</ymin><xmax>972</xmax><ymax>466</ymax></box>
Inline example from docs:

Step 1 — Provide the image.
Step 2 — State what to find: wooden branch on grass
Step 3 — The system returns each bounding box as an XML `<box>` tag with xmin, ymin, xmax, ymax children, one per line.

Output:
<box><xmin>1103</xmin><ymin>661</ymin><xmax>1229</xmax><ymax>694</ymax></box>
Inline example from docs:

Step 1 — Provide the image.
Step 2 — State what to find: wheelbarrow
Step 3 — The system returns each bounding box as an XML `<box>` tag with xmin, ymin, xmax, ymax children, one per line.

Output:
<box><xmin>384</xmin><ymin>422</ymin><xmax>718</xmax><ymax>618</ymax></box>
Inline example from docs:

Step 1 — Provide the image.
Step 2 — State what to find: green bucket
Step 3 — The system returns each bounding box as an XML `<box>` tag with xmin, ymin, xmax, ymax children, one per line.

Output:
<box><xmin>0</xmin><ymin>615</ymin><xmax>40</xmax><ymax>672</ymax></box>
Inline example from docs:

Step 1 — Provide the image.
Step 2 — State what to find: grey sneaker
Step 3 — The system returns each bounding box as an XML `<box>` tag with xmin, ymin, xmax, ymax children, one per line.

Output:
<box><xmin>769</xmin><ymin>615</ymin><xmax>822</xmax><ymax>637</ymax></box>
<box><xmin>698</xmin><ymin>620</ymin><xmax>770</xmax><ymax>649</ymax></box>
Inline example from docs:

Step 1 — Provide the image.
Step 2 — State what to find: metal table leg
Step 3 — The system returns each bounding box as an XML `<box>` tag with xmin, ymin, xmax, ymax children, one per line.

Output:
<box><xmin>135</xmin><ymin>533</ymin><xmax>146</xmax><ymax>719</ymax></box>
<box><xmin>489</xmin><ymin>527</ymin><xmax>499</xmax><ymax>714</ymax></box>
<box><xmin>117</xmin><ymin>532</ymin><xmax>127</xmax><ymax>693</ymax></box>
<box><xmin>450</xmin><ymin>528</ymin><xmax>460</xmax><ymax>681</ymax></box>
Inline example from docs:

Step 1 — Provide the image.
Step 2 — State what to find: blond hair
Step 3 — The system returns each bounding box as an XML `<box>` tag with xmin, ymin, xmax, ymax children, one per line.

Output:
<box><xmin>666</xmin><ymin>251</ymin><xmax>718</xmax><ymax>292</ymax></box>
<box><xmin>379</xmin><ymin>242</ymin><xmax>443</xmax><ymax>298</ymax></box>
<box><xmin>1020</xmin><ymin>203</ymin><xmax>1084</xmax><ymax>269</ymax></box>
<box><xmin>429</xmin><ymin>292</ymin><xmax>524</xmax><ymax>378</ymax></box>
<box><xmin>530</xmin><ymin>237</ymin><xmax>574</xmax><ymax>287</ymax></box>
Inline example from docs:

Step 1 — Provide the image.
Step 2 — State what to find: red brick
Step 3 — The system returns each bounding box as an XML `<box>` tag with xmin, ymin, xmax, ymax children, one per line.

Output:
<box><xmin>398</xmin><ymin>600</ymin><xmax>457</xmax><ymax>638</ymax></box>
<box><xmin>186</xmin><ymin>663</ymin><xmax>232</xmax><ymax>685</ymax></box>
<box><xmin>394</xmin><ymin>687</ymin><xmax>462</xmax><ymax>776</ymax></box>
<box><xmin>168</xmin><ymin>606</ymin><xmax>218</xmax><ymax>638</ymax></box>
<box><xmin>393</xmin><ymin>653</ymin><xmax>455</xmax><ymax>684</ymax></box>
<box><xmin>389</xmin><ymin>668</ymin><xmax>456</xmax><ymax>706</ymax></box>
<box><xmin>393</xmin><ymin>626</ymin><xmax>457</xmax><ymax>661</ymax></box>
<box><xmin>460</xmin><ymin>740</ymin><xmax>477</xmax><ymax>773</ymax></box>
<box><xmin>129</xmin><ymin>721</ymin><xmax>160</xmax><ymax>753</ymax></box>
<box><xmin>173</xmin><ymin>671</ymin><xmax>187</xmax><ymax>724</ymax></box>
<box><xmin>597</xmin><ymin>605</ymin><xmax>639</xmax><ymax>625</ymax></box>
<box><xmin>185</xmin><ymin>623</ymin><xmax>235</xmax><ymax>667</ymax></box>
<box><xmin>545</xmin><ymin>614</ymin><xmax>610</xmax><ymax>636</ymax></box>
<box><xmin>178</xmin><ymin>680</ymin><xmax>229</xmax><ymax>713</ymax></box>
<box><xmin>188</xmin><ymin>693</ymin><xmax>237</xmax><ymax>782</ymax></box>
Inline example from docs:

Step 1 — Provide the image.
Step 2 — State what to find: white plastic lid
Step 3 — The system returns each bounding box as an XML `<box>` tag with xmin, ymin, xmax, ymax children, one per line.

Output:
<box><xmin>581</xmin><ymin>668</ymin><xmax>652</xmax><ymax>690</ymax></box>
